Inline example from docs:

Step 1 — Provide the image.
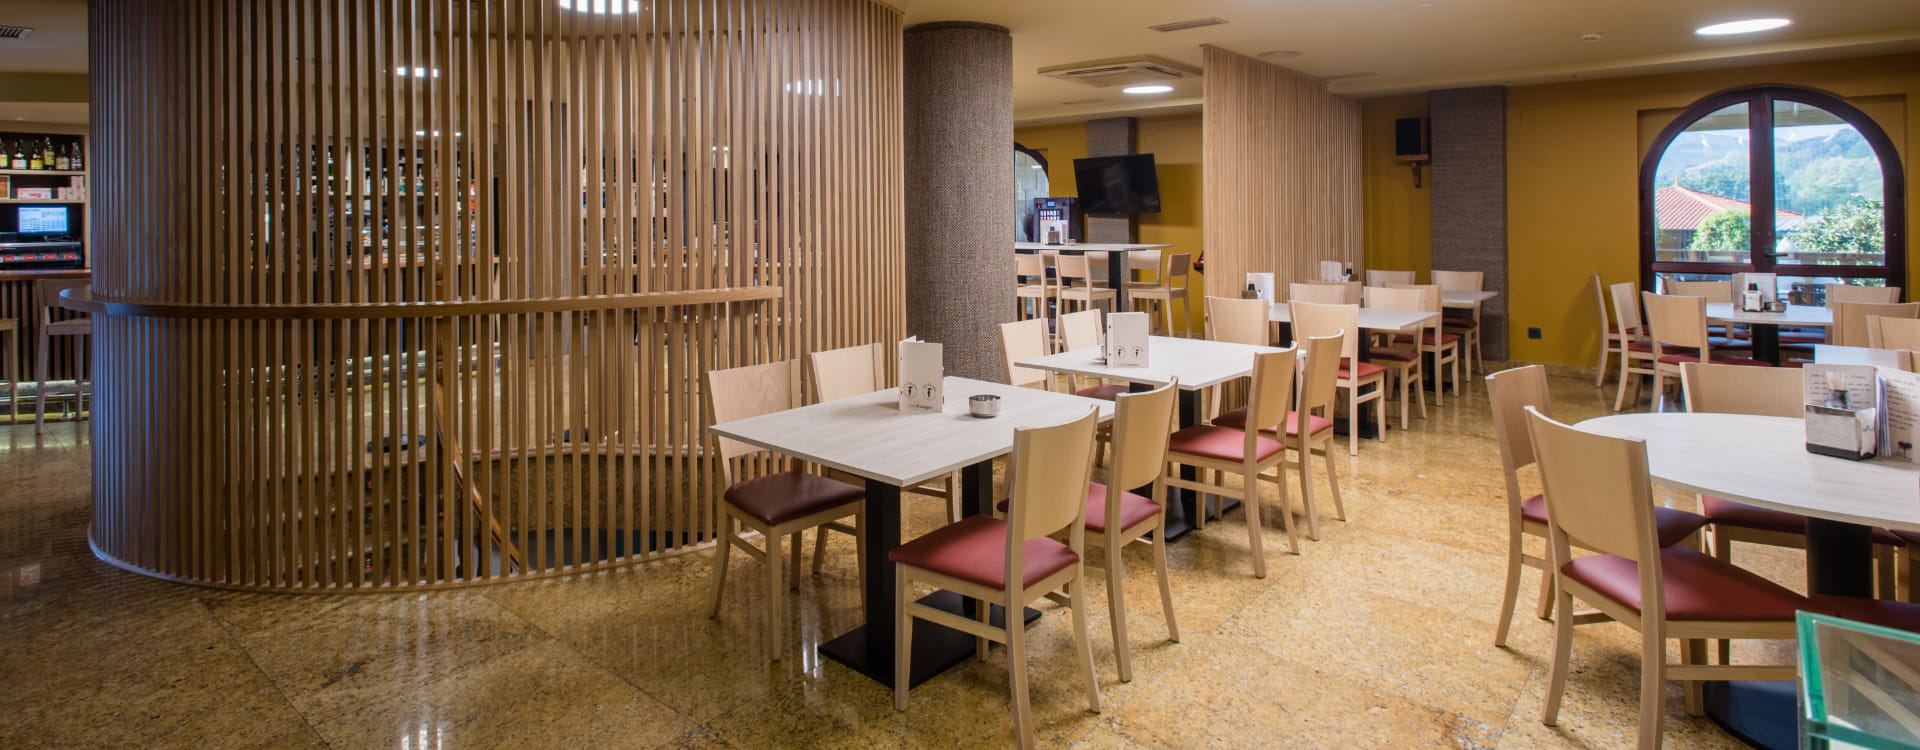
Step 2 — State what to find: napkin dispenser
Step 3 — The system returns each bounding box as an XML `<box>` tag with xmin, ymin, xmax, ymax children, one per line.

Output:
<box><xmin>1805</xmin><ymin>404</ymin><xmax>1876</xmax><ymax>461</ymax></box>
<box><xmin>1803</xmin><ymin>364</ymin><xmax>1878</xmax><ymax>460</ymax></box>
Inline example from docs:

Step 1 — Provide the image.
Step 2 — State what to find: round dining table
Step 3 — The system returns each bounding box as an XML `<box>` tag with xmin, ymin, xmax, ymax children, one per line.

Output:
<box><xmin>1577</xmin><ymin>411</ymin><xmax>1920</xmax><ymax>749</ymax></box>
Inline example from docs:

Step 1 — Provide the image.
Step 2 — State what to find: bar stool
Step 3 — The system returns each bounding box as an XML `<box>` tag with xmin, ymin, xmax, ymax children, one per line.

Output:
<box><xmin>1127</xmin><ymin>252</ymin><xmax>1192</xmax><ymax>337</ymax></box>
<box><xmin>1014</xmin><ymin>254</ymin><xmax>1053</xmax><ymax>323</ymax></box>
<box><xmin>35</xmin><ymin>279</ymin><xmax>92</xmax><ymax>434</ymax></box>
<box><xmin>1055</xmin><ymin>255</ymin><xmax>1114</xmax><ymax>315</ymax></box>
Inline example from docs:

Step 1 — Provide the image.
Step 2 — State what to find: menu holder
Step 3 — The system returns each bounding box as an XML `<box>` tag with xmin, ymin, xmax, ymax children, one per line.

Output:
<box><xmin>1319</xmin><ymin>261</ymin><xmax>1345</xmax><ymax>282</ymax></box>
<box><xmin>898</xmin><ymin>338</ymin><xmax>943</xmax><ymax>413</ymax></box>
<box><xmin>1881</xmin><ymin>366</ymin><xmax>1920</xmax><ymax>463</ymax></box>
<box><xmin>1731</xmin><ymin>272</ymin><xmax>1778</xmax><ymax>310</ymax></box>
<box><xmin>1804</xmin><ymin>364</ymin><xmax>1879</xmax><ymax>460</ymax></box>
<box><xmin>1245</xmin><ymin>272</ymin><xmax>1275</xmax><ymax>302</ymax></box>
<box><xmin>1105</xmin><ymin>312</ymin><xmax>1150</xmax><ymax>368</ymax></box>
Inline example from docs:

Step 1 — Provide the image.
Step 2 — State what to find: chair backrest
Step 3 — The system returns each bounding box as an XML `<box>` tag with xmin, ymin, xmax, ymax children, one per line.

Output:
<box><xmin>1361</xmin><ymin>286</ymin><xmax>1426</xmax><ymax>332</ymax></box>
<box><xmin>1007</xmin><ymin>408</ymin><xmax>1101</xmax><ymax>554</ymax></box>
<box><xmin>1015</xmin><ymin>253</ymin><xmax>1047</xmax><ymax>283</ymax></box>
<box><xmin>706</xmin><ymin>360</ymin><xmax>798</xmax><ymax>467</ymax></box>
<box><xmin>1240</xmin><ymin>348</ymin><xmax>1300</xmax><ymax>440</ymax></box>
<box><xmin>1590</xmin><ymin>274</ymin><xmax>1610</xmax><ymax>338</ymax></box>
<box><xmin>1206</xmin><ymin>296</ymin><xmax>1269</xmax><ymax>346</ymax></box>
<box><xmin>1107</xmin><ymin>381</ymin><xmax>1179</xmax><ymax>493</ymax></box>
<box><xmin>1524</xmin><ymin>406</ymin><xmax>1660</xmax><ymax>569</ymax></box>
<box><xmin>1298</xmin><ymin>332</ymin><xmax>1342</xmax><ymax>417</ymax></box>
<box><xmin>1833</xmin><ymin>301</ymin><xmax>1920</xmax><ymax>348</ymax></box>
<box><xmin>1057</xmin><ymin>254</ymin><xmax>1094</xmax><ymax>287</ymax></box>
<box><xmin>1387</xmin><ymin>283</ymin><xmax>1446</xmax><ymax>342</ymax></box>
<box><xmin>1289</xmin><ymin>300</ymin><xmax>1359</xmax><ymax>362</ymax></box>
<box><xmin>1486</xmin><ymin>364</ymin><xmax>1551</xmax><ymax>509</ymax></box>
<box><xmin>999</xmin><ymin>318</ymin><xmax>1052</xmax><ymax>388</ymax></box>
<box><xmin>1641</xmin><ymin>292</ymin><xmax>1710</xmax><ymax>353</ymax></box>
<box><xmin>1679</xmin><ymin>362</ymin><xmax>1801</xmax><ymax>418</ymax></box>
<box><xmin>1289</xmin><ymin>282</ymin><xmax>1349</xmax><ymax>305</ymax></box>
<box><xmin>1609</xmin><ymin>281</ymin><xmax>1644</xmax><ymax>338</ymax></box>
<box><xmin>1826</xmin><ymin>283</ymin><xmax>1900</xmax><ymax>305</ymax></box>
<box><xmin>35</xmin><ymin>279</ymin><xmax>88</xmax><ymax>323</ymax></box>
<box><xmin>1666</xmin><ymin>279</ymin><xmax>1732</xmax><ymax>303</ymax></box>
<box><xmin>1059</xmin><ymin>309</ymin><xmax>1103</xmax><ymax>352</ymax></box>
<box><xmin>1162</xmin><ymin>253</ymin><xmax>1192</xmax><ymax>289</ymax></box>
<box><xmin>810</xmin><ymin>343</ymin><xmax>885</xmax><ymax>403</ymax></box>
<box><xmin>1432</xmin><ymin>270</ymin><xmax>1484</xmax><ymax>293</ymax></box>
<box><xmin>1868</xmin><ymin>315</ymin><xmax>1920</xmax><ymax>351</ymax></box>
<box><xmin>1366</xmin><ymin>269</ymin><xmax>1415</xmax><ymax>287</ymax></box>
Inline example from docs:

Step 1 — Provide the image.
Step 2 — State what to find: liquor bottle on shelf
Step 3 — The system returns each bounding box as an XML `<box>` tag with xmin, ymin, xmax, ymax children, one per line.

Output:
<box><xmin>27</xmin><ymin>146</ymin><xmax>41</xmax><ymax>171</ymax></box>
<box><xmin>53</xmin><ymin>144</ymin><xmax>68</xmax><ymax>171</ymax></box>
<box><xmin>41</xmin><ymin>139</ymin><xmax>54</xmax><ymax>169</ymax></box>
<box><xmin>8</xmin><ymin>141</ymin><xmax>22</xmax><ymax>170</ymax></box>
<box><xmin>68</xmin><ymin>142</ymin><xmax>81</xmax><ymax>171</ymax></box>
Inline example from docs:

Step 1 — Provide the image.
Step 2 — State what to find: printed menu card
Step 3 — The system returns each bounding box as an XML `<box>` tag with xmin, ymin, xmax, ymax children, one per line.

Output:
<box><xmin>898</xmin><ymin>338</ymin><xmax>943</xmax><ymax>412</ymax></box>
<box><xmin>1106</xmin><ymin>312</ymin><xmax>1150</xmax><ymax>368</ymax></box>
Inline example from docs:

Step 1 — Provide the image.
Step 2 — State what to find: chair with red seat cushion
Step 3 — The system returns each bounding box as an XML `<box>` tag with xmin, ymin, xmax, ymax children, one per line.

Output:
<box><xmin>1525</xmin><ymin>406</ymin><xmax>1806</xmax><ymax>749</ymax></box>
<box><xmin>706</xmin><ymin>360</ymin><xmax>865</xmax><ymax>661</ymax></box>
<box><xmin>1212</xmin><ymin>333</ymin><xmax>1349</xmax><ymax>543</ymax></box>
<box><xmin>891</xmin><ymin>409</ymin><xmax>1103</xmax><ymax>749</ymax></box>
<box><xmin>1486</xmin><ymin>364</ymin><xmax>1708</xmax><ymax>648</ymax></box>
<box><xmin>1644</xmin><ymin>290</ymin><xmax>1772</xmax><ymax>412</ymax></box>
<box><xmin>1388</xmin><ymin>283</ymin><xmax>1464</xmax><ymax>405</ymax></box>
<box><xmin>1610</xmin><ymin>281</ymin><xmax>1663</xmax><ymax>411</ymax></box>
<box><xmin>1364</xmin><ymin>285</ymin><xmax>1430</xmax><ymax>430</ymax></box>
<box><xmin>1165</xmin><ymin>348</ymin><xmax>1302</xmax><ymax>577</ymax></box>
<box><xmin>1594</xmin><ymin>274</ymin><xmax>1629</xmax><ymax>388</ymax></box>
<box><xmin>1290</xmin><ymin>299</ymin><xmax>1385</xmax><ymax>455</ymax></box>
<box><xmin>1083</xmin><ymin>382</ymin><xmax>1182</xmax><ymax>682</ymax></box>
<box><xmin>1434</xmin><ymin>270</ymin><xmax>1486</xmax><ymax>376</ymax></box>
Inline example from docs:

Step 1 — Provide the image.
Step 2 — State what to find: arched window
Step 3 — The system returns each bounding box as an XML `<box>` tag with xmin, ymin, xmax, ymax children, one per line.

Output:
<box><xmin>1015</xmin><ymin>143</ymin><xmax>1049</xmax><ymax>241</ymax></box>
<box><xmin>1640</xmin><ymin>86</ymin><xmax>1905</xmax><ymax>301</ymax></box>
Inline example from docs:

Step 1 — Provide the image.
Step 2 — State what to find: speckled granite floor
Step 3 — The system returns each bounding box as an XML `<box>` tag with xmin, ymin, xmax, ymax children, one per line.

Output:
<box><xmin>0</xmin><ymin>373</ymin><xmax>1798</xmax><ymax>748</ymax></box>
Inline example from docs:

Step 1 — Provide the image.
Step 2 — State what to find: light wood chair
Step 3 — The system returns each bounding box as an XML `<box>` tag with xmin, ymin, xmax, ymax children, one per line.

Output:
<box><xmin>1867</xmin><ymin>315</ymin><xmax>1920</xmax><ymax>350</ymax></box>
<box><xmin>1825</xmin><ymin>283</ymin><xmax>1900</xmax><ymax>305</ymax></box>
<box><xmin>1641</xmin><ymin>292</ymin><xmax>1769</xmax><ymax>412</ymax></box>
<box><xmin>706</xmin><ymin>360</ymin><xmax>865</xmax><ymax>661</ymax></box>
<box><xmin>1292</xmin><ymin>299</ymin><xmax>1386</xmax><ymax>455</ymax></box>
<box><xmin>1214</xmin><ymin>332</ymin><xmax>1348</xmax><ymax>541</ymax></box>
<box><xmin>0</xmin><ymin>318</ymin><xmax>17</xmax><ymax>423</ymax></box>
<box><xmin>1592</xmin><ymin>274</ymin><xmax>1629</xmax><ymax>387</ymax></box>
<box><xmin>1165</xmin><ymin>348</ymin><xmax>1302</xmax><ymax>577</ymax></box>
<box><xmin>1058</xmin><ymin>309</ymin><xmax>1127</xmax><ymax>401</ymax></box>
<box><xmin>1434</xmin><ymin>270</ymin><xmax>1486</xmax><ymax>377</ymax></box>
<box><xmin>1128</xmin><ymin>252</ymin><xmax>1193</xmax><ymax>337</ymax></box>
<box><xmin>999</xmin><ymin>318</ymin><xmax>1054</xmax><ymax>389</ymax></box>
<box><xmin>1610</xmin><ymin>281</ymin><xmax>1661</xmax><ymax>411</ymax></box>
<box><xmin>1486</xmin><ymin>365</ymin><xmax>1706</xmax><ymax>648</ymax></box>
<box><xmin>1664</xmin><ymin>279</ymin><xmax>1732</xmax><ymax>302</ymax></box>
<box><xmin>1388</xmin><ymin>283</ymin><xmax>1462</xmax><ymax>404</ymax></box>
<box><xmin>1084</xmin><ymin>381</ymin><xmax>1181</xmax><ymax>683</ymax></box>
<box><xmin>891</xmin><ymin>408</ymin><xmax>1103</xmax><ymax>750</ymax></box>
<box><xmin>812</xmin><ymin>343</ymin><xmax>962</xmax><ymax>527</ymax></box>
<box><xmin>1015</xmin><ymin>254</ymin><xmax>1053</xmax><ymax>323</ymax></box>
<box><xmin>1366</xmin><ymin>269</ymin><xmax>1415</xmax><ymax>287</ymax></box>
<box><xmin>1831</xmin><ymin>301</ymin><xmax>1920</xmax><ymax>347</ymax></box>
<box><xmin>1679</xmin><ymin>362</ymin><xmax>1903</xmax><ymax>608</ymax></box>
<box><xmin>1361</xmin><ymin>285</ymin><xmax>1427</xmax><ymax>429</ymax></box>
<box><xmin>34</xmin><ymin>279</ymin><xmax>91</xmax><ymax>434</ymax></box>
<box><xmin>1205</xmin><ymin>295</ymin><xmax>1269</xmax><ymax>346</ymax></box>
<box><xmin>1288</xmin><ymin>281</ymin><xmax>1358</xmax><ymax>305</ymax></box>
<box><xmin>1526</xmin><ymin>405</ymin><xmax>1811</xmax><ymax>749</ymax></box>
<box><xmin>1056</xmin><ymin>255</ymin><xmax>1116</xmax><ymax>316</ymax></box>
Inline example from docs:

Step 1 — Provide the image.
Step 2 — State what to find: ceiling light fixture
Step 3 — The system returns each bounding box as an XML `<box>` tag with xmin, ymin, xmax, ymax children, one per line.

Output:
<box><xmin>1122</xmin><ymin>85</ymin><xmax>1173</xmax><ymax>95</ymax></box>
<box><xmin>1695</xmin><ymin>18</ymin><xmax>1791</xmax><ymax>36</ymax></box>
<box><xmin>560</xmin><ymin>0</ymin><xmax>642</xmax><ymax>13</ymax></box>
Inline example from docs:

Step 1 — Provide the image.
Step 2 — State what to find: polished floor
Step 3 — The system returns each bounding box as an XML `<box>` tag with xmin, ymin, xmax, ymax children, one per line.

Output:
<box><xmin>0</xmin><ymin>373</ymin><xmax>1799</xmax><ymax>748</ymax></box>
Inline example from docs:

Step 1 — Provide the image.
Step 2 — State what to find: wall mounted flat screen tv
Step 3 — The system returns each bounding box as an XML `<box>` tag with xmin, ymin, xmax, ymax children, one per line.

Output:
<box><xmin>1072</xmin><ymin>154</ymin><xmax>1161</xmax><ymax>214</ymax></box>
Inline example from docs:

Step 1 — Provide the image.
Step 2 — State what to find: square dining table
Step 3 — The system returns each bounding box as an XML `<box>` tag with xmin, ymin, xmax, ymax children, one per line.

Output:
<box><xmin>708</xmin><ymin>376</ymin><xmax>1113</xmax><ymax>689</ymax></box>
<box><xmin>1269</xmin><ymin>303</ymin><xmax>1437</xmax><ymax>438</ymax></box>
<box><xmin>1705</xmin><ymin>302</ymin><xmax>1832</xmax><ymax>365</ymax></box>
<box><xmin>1017</xmin><ymin>335</ymin><xmax>1287</xmax><ymax>539</ymax></box>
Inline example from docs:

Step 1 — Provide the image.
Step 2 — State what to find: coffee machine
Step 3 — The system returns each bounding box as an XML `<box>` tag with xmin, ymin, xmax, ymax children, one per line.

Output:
<box><xmin>1029</xmin><ymin>197</ymin><xmax>1082</xmax><ymax>245</ymax></box>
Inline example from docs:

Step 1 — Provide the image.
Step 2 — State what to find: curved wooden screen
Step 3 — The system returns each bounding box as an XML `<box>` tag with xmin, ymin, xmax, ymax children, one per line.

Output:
<box><xmin>87</xmin><ymin>0</ymin><xmax>904</xmax><ymax>590</ymax></box>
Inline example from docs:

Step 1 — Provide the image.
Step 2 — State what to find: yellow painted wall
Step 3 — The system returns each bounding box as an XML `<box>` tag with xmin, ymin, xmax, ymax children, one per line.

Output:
<box><xmin>1361</xmin><ymin>94</ymin><xmax>1432</xmax><ymax>280</ymax></box>
<box><xmin>1016</xmin><ymin>113</ymin><xmax>1209</xmax><ymax>333</ymax></box>
<box><xmin>1361</xmin><ymin>52</ymin><xmax>1920</xmax><ymax>366</ymax></box>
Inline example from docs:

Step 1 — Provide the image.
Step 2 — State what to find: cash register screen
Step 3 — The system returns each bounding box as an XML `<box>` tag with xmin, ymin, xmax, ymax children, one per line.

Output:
<box><xmin>17</xmin><ymin>206</ymin><xmax>69</xmax><ymax>235</ymax></box>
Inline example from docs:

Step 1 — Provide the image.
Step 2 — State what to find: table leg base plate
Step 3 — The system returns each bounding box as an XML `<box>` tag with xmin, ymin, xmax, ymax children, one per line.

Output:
<box><xmin>819</xmin><ymin>590</ymin><xmax>1041</xmax><ymax>689</ymax></box>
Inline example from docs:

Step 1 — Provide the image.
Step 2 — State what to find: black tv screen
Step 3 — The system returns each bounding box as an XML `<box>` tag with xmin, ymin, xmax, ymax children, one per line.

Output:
<box><xmin>1073</xmin><ymin>154</ymin><xmax>1161</xmax><ymax>214</ymax></box>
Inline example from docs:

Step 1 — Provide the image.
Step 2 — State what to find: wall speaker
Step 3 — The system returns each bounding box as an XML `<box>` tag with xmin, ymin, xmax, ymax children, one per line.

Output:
<box><xmin>1394</xmin><ymin>117</ymin><xmax>1427</xmax><ymax>157</ymax></box>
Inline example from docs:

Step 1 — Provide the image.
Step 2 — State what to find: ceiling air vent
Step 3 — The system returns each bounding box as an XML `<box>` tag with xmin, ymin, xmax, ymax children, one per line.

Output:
<box><xmin>1149</xmin><ymin>17</ymin><xmax>1226</xmax><ymax>33</ymax></box>
<box><xmin>0</xmin><ymin>26</ymin><xmax>32</xmax><ymax>39</ymax></box>
<box><xmin>1039</xmin><ymin>55</ymin><xmax>1202</xmax><ymax>89</ymax></box>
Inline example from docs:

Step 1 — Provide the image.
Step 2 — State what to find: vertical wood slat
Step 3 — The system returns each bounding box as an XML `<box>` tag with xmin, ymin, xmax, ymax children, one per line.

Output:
<box><xmin>1201</xmin><ymin>46</ymin><xmax>1365</xmax><ymax>303</ymax></box>
<box><xmin>85</xmin><ymin>0</ymin><xmax>905</xmax><ymax>591</ymax></box>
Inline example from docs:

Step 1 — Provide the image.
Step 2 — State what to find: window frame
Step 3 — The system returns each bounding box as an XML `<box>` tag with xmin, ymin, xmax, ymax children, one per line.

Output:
<box><xmin>1638</xmin><ymin>85</ymin><xmax>1906</xmax><ymax>292</ymax></box>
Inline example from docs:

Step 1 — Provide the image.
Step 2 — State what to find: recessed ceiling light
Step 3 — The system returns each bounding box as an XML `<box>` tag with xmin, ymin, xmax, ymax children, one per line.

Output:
<box><xmin>1695</xmin><ymin>18</ymin><xmax>1791</xmax><ymax>36</ymax></box>
<box><xmin>1122</xmin><ymin>85</ymin><xmax>1174</xmax><ymax>95</ymax></box>
<box><xmin>560</xmin><ymin>0</ymin><xmax>642</xmax><ymax>13</ymax></box>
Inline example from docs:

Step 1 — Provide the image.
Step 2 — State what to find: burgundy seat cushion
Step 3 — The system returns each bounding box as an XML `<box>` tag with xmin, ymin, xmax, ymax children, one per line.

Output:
<box><xmin>1561</xmin><ymin>547</ymin><xmax>1812</xmax><ymax>620</ymax></box>
<box><xmin>1442</xmin><ymin>317</ymin><xmax>1479</xmax><ymax>330</ymax></box>
<box><xmin>1368</xmin><ymin>345</ymin><xmax>1418</xmax><ymax>362</ymax></box>
<box><xmin>1811</xmin><ymin>595</ymin><xmax>1920</xmax><ymax>634</ymax></box>
<box><xmin>1607</xmin><ymin>323</ymin><xmax>1640</xmax><ymax>335</ymax></box>
<box><xmin>1338</xmin><ymin>359</ymin><xmax>1387</xmax><ymax>380</ymax></box>
<box><xmin>724</xmin><ymin>471</ymin><xmax>864</xmax><ymax>525</ymax></box>
<box><xmin>1211</xmin><ymin>407</ymin><xmax>1335</xmax><ymax>437</ymax></box>
<box><xmin>1656</xmin><ymin>353</ymin><xmax>1771</xmax><ymax>367</ymax></box>
<box><xmin>1084</xmin><ymin>483</ymin><xmax>1162</xmax><ymax>534</ymax></box>
<box><xmin>1074</xmin><ymin>383</ymin><xmax>1131</xmax><ymax>401</ymax></box>
<box><xmin>1167</xmin><ymin>424</ymin><xmax>1286</xmax><ymax>463</ymax></box>
<box><xmin>1521</xmin><ymin>494</ymin><xmax>1707</xmax><ymax>547</ymax></box>
<box><xmin>1895</xmin><ymin>529</ymin><xmax>1920</xmax><ymax>546</ymax></box>
<box><xmin>1391</xmin><ymin>331</ymin><xmax>1463</xmax><ymax>347</ymax></box>
<box><xmin>1703</xmin><ymin>497</ymin><xmax>1905</xmax><ymax>544</ymax></box>
<box><xmin>887</xmin><ymin>515</ymin><xmax>1078</xmax><ymax>590</ymax></box>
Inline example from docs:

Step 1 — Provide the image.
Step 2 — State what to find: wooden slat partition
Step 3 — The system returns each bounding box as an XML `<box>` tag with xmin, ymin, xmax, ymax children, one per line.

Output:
<box><xmin>86</xmin><ymin>0</ymin><xmax>905</xmax><ymax>591</ymax></box>
<box><xmin>1201</xmin><ymin>46</ymin><xmax>1364</xmax><ymax>303</ymax></box>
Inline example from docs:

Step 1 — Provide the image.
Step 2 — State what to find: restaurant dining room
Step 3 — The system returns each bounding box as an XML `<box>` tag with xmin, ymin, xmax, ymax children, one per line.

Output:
<box><xmin>6</xmin><ymin>0</ymin><xmax>1920</xmax><ymax>747</ymax></box>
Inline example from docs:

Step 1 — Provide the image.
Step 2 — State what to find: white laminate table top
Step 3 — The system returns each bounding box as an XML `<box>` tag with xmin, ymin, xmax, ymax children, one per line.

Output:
<box><xmin>1016</xmin><ymin>336</ymin><xmax>1286</xmax><ymax>391</ymax></box>
<box><xmin>1014</xmin><ymin>242</ymin><xmax>1170</xmax><ymax>253</ymax></box>
<box><xmin>1442</xmin><ymin>290</ymin><xmax>1498</xmax><ymax>307</ymax></box>
<box><xmin>1576</xmin><ymin>413</ymin><xmax>1920</xmax><ymax>532</ymax></box>
<box><xmin>708</xmin><ymin>377</ymin><xmax>1114</xmax><ymax>488</ymax></box>
<box><xmin>1268</xmin><ymin>303</ymin><xmax>1437</xmax><ymax>332</ymax></box>
<box><xmin>1705</xmin><ymin>302</ymin><xmax>1833</xmax><ymax>327</ymax></box>
<box><xmin>1813</xmin><ymin>344</ymin><xmax>1909</xmax><ymax>370</ymax></box>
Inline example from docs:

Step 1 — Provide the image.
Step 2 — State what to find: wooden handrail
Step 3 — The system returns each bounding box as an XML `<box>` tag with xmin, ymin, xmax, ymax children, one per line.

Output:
<box><xmin>58</xmin><ymin>285</ymin><xmax>783</xmax><ymax>319</ymax></box>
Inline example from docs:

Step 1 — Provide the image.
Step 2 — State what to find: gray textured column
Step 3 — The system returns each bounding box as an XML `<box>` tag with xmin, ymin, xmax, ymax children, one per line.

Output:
<box><xmin>1084</xmin><ymin>117</ymin><xmax>1138</xmax><ymax>243</ymax></box>
<box><xmin>904</xmin><ymin>21</ymin><xmax>1014</xmax><ymax>381</ymax></box>
<box><xmin>1431</xmin><ymin>86</ymin><xmax>1509</xmax><ymax>360</ymax></box>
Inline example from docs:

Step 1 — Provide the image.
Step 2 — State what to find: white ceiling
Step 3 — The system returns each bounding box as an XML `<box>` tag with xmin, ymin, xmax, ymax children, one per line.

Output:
<box><xmin>3</xmin><ymin>0</ymin><xmax>1919</xmax><ymax>125</ymax></box>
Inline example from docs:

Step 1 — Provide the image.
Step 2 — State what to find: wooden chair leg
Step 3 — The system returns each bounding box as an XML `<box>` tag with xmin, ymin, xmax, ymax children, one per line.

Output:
<box><xmin>975</xmin><ymin>593</ymin><xmax>991</xmax><ymax>661</ymax></box>
<box><xmin>1595</xmin><ymin>337</ymin><xmax>1611</xmax><ymax>387</ymax></box>
<box><xmin>1639</xmin><ymin>626</ymin><xmax>1667</xmax><ymax>749</ymax></box>
<box><xmin>1495</xmin><ymin>526</ymin><xmax>1525</xmax><ymax>647</ymax></box>
<box><xmin>1322</xmin><ymin>444</ymin><xmax>1346</xmax><ymax>522</ymax></box>
<box><xmin>1007</xmin><ymin>591</ymin><xmax>1034</xmax><ymax>750</ymax></box>
<box><xmin>788</xmin><ymin>532</ymin><xmax>804</xmax><ymax>590</ymax></box>
<box><xmin>1272</xmin><ymin>462</ymin><xmax>1299</xmax><ymax>554</ymax></box>
<box><xmin>34</xmin><ymin>327</ymin><xmax>49</xmax><ymax>434</ymax></box>
<box><xmin>1105</xmin><ymin>543</ymin><xmax>1132</xmax><ymax>683</ymax></box>
<box><xmin>1069</xmin><ymin>575</ymin><xmax>1102</xmax><ymax>711</ymax></box>
<box><xmin>811</xmin><ymin>528</ymin><xmax>829</xmax><ymax>576</ymax></box>
<box><xmin>1346</xmin><ymin>387</ymin><xmax>1360</xmax><ymax>456</ymax></box>
<box><xmin>766</xmin><ymin>531</ymin><xmax>784</xmax><ymax>660</ymax></box>
<box><xmin>1296</xmin><ymin>450</ymin><xmax>1321</xmax><ymax>542</ymax></box>
<box><xmin>1875</xmin><ymin>546</ymin><xmax>1896</xmax><ymax>600</ymax></box>
<box><xmin>1683</xmin><ymin>639</ymin><xmax>1706</xmax><ymax>716</ymax></box>
<box><xmin>1541</xmin><ymin>582</ymin><xmax>1576</xmax><ymax>725</ymax></box>
<box><xmin>1614</xmin><ymin>356</ymin><xmax>1637</xmax><ymax>412</ymax></box>
<box><xmin>1242</xmin><ymin>477</ymin><xmax>1268</xmax><ymax>578</ymax></box>
<box><xmin>709</xmin><ymin>516</ymin><xmax>734</xmax><ymax>618</ymax></box>
<box><xmin>1152</xmin><ymin>526</ymin><xmax>1179</xmax><ymax>642</ymax></box>
<box><xmin>894</xmin><ymin>570</ymin><xmax>912</xmax><ymax>710</ymax></box>
<box><xmin>1535</xmin><ymin>561</ymin><xmax>1555</xmax><ymax>620</ymax></box>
